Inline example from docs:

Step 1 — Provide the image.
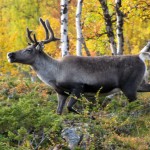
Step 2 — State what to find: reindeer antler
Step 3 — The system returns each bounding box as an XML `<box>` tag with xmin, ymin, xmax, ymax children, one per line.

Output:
<box><xmin>39</xmin><ymin>18</ymin><xmax>49</xmax><ymax>40</ymax></box>
<box><xmin>26</xmin><ymin>28</ymin><xmax>35</xmax><ymax>44</ymax></box>
<box><xmin>39</xmin><ymin>18</ymin><xmax>59</xmax><ymax>44</ymax></box>
<box><xmin>26</xmin><ymin>18</ymin><xmax>59</xmax><ymax>45</ymax></box>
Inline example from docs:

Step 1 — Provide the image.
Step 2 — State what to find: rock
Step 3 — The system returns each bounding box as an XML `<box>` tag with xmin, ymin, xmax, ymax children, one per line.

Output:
<box><xmin>61</xmin><ymin>127</ymin><xmax>83</xmax><ymax>149</ymax></box>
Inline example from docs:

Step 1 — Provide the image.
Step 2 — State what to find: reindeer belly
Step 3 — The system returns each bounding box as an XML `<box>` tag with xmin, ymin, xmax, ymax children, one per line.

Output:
<box><xmin>84</xmin><ymin>83</ymin><xmax>117</xmax><ymax>93</ymax></box>
<box><xmin>83</xmin><ymin>75</ymin><xmax>119</xmax><ymax>93</ymax></box>
<box><xmin>56</xmin><ymin>70</ymin><xmax>119</xmax><ymax>94</ymax></box>
<box><xmin>56</xmin><ymin>80</ymin><xmax>117</xmax><ymax>95</ymax></box>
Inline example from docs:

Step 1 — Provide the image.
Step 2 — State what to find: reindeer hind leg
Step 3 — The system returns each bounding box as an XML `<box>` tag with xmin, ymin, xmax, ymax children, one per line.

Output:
<box><xmin>121</xmin><ymin>84</ymin><xmax>137</xmax><ymax>102</ymax></box>
<box><xmin>67</xmin><ymin>85</ymin><xmax>84</xmax><ymax>114</ymax></box>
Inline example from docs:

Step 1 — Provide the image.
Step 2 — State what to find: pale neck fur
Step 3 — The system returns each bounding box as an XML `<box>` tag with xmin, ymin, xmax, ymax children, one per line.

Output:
<box><xmin>31</xmin><ymin>52</ymin><xmax>59</xmax><ymax>85</ymax></box>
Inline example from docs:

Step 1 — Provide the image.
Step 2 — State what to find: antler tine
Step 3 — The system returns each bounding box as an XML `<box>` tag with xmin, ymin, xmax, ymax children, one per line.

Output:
<box><xmin>26</xmin><ymin>28</ymin><xmax>35</xmax><ymax>43</ymax></box>
<box><xmin>27</xmin><ymin>18</ymin><xmax>59</xmax><ymax>45</ymax></box>
<box><xmin>45</xmin><ymin>20</ymin><xmax>54</xmax><ymax>39</ymax></box>
<box><xmin>33</xmin><ymin>34</ymin><xmax>38</xmax><ymax>45</ymax></box>
<box><xmin>41</xmin><ymin>19</ymin><xmax>59</xmax><ymax>44</ymax></box>
<box><xmin>39</xmin><ymin>18</ymin><xmax>49</xmax><ymax>40</ymax></box>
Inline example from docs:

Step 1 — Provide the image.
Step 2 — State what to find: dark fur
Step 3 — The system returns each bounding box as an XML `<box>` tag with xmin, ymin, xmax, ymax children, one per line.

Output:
<box><xmin>56</xmin><ymin>55</ymin><xmax>145</xmax><ymax>97</ymax></box>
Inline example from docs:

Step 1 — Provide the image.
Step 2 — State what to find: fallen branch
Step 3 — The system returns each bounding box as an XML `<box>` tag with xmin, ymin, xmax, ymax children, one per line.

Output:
<box><xmin>137</xmin><ymin>81</ymin><xmax>150</xmax><ymax>92</ymax></box>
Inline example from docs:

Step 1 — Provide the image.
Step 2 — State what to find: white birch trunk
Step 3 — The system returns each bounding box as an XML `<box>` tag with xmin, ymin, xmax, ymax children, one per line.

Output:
<box><xmin>76</xmin><ymin>0</ymin><xmax>90</xmax><ymax>56</ymax></box>
<box><xmin>140</xmin><ymin>42</ymin><xmax>150</xmax><ymax>53</ymax></box>
<box><xmin>60</xmin><ymin>0</ymin><xmax>69</xmax><ymax>57</ymax></box>
<box><xmin>76</xmin><ymin>0</ymin><xmax>83</xmax><ymax>56</ymax></box>
<box><xmin>116</xmin><ymin>0</ymin><xmax>124</xmax><ymax>55</ymax></box>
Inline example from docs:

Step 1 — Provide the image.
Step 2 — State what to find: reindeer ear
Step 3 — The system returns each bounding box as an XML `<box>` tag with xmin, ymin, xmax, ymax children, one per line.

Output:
<box><xmin>35</xmin><ymin>44</ymin><xmax>41</xmax><ymax>51</ymax></box>
<box><xmin>35</xmin><ymin>42</ymin><xmax>44</xmax><ymax>51</ymax></box>
<box><xmin>39</xmin><ymin>42</ymin><xmax>44</xmax><ymax>49</ymax></box>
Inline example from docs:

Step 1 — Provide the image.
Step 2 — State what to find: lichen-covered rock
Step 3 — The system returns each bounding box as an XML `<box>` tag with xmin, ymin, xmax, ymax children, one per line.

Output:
<box><xmin>61</xmin><ymin>127</ymin><xmax>83</xmax><ymax>149</ymax></box>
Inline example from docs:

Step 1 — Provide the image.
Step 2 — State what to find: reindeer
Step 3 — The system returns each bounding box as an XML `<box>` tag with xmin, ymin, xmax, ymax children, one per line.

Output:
<box><xmin>7</xmin><ymin>18</ymin><xmax>150</xmax><ymax>114</ymax></box>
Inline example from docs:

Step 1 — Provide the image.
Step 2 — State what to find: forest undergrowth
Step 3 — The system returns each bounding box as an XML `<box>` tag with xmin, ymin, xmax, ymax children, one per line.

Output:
<box><xmin>0</xmin><ymin>76</ymin><xmax>150</xmax><ymax>150</ymax></box>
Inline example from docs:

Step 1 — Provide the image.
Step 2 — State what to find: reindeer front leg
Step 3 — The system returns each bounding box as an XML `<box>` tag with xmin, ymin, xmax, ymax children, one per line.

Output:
<box><xmin>57</xmin><ymin>94</ymin><xmax>68</xmax><ymax>115</ymax></box>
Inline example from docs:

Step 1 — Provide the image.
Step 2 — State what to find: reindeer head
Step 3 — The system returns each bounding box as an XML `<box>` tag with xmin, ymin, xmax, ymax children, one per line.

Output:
<box><xmin>7</xmin><ymin>18</ymin><xmax>59</xmax><ymax>65</ymax></box>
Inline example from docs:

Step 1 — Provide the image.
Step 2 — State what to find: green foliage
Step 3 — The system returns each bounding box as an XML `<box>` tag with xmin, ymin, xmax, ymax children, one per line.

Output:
<box><xmin>0</xmin><ymin>76</ymin><xmax>150</xmax><ymax>149</ymax></box>
<box><xmin>0</xmin><ymin>77</ymin><xmax>63</xmax><ymax>149</ymax></box>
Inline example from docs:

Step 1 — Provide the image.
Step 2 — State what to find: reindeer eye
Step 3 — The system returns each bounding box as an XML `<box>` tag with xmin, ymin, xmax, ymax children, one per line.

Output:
<box><xmin>26</xmin><ymin>49</ymin><xmax>33</xmax><ymax>53</ymax></box>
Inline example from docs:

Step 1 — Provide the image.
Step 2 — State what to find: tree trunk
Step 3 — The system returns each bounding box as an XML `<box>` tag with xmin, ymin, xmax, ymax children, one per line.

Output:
<box><xmin>82</xmin><ymin>40</ymin><xmax>91</xmax><ymax>56</ymax></box>
<box><xmin>76</xmin><ymin>0</ymin><xmax>91</xmax><ymax>56</ymax></box>
<box><xmin>140</xmin><ymin>41</ymin><xmax>150</xmax><ymax>53</ymax></box>
<box><xmin>76</xmin><ymin>0</ymin><xmax>83</xmax><ymax>56</ymax></box>
<box><xmin>60</xmin><ymin>0</ymin><xmax>69</xmax><ymax>57</ymax></box>
<box><xmin>115</xmin><ymin>0</ymin><xmax>124</xmax><ymax>55</ymax></box>
<box><xmin>99</xmin><ymin>0</ymin><xmax>117</xmax><ymax>55</ymax></box>
<box><xmin>140</xmin><ymin>42</ymin><xmax>150</xmax><ymax>83</ymax></box>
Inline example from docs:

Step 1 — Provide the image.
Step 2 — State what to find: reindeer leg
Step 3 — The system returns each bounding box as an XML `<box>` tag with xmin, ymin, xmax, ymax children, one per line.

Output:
<box><xmin>121</xmin><ymin>83</ymin><xmax>137</xmax><ymax>102</ymax></box>
<box><xmin>67</xmin><ymin>98</ymin><xmax>79</xmax><ymax>114</ymax></box>
<box><xmin>57</xmin><ymin>94</ymin><xmax>68</xmax><ymax>115</ymax></box>
<box><xmin>67</xmin><ymin>85</ymin><xmax>84</xmax><ymax>114</ymax></box>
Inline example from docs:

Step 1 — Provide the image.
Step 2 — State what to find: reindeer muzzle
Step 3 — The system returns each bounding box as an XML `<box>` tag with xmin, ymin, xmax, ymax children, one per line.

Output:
<box><xmin>7</xmin><ymin>52</ymin><xmax>16</xmax><ymax>63</ymax></box>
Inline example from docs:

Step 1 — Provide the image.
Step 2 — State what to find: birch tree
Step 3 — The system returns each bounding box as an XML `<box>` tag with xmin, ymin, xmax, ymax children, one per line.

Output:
<box><xmin>140</xmin><ymin>41</ymin><xmax>150</xmax><ymax>53</ymax></box>
<box><xmin>76</xmin><ymin>0</ymin><xmax>90</xmax><ymax>56</ymax></box>
<box><xmin>76</xmin><ymin>0</ymin><xmax>83</xmax><ymax>56</ymax></box>
<box><xmin>60</xmin><ymin>0</ymin><xmax>69</xmax><ymax>57</ymax></box>
<box><xmin>115</xmin><ymin>0</ymin><xmax>124</xmax><ymax>55</ymax></box>
<box><xmin>99</xmin><ymin>0</ymin><xmax>117</xmax><ymax>55</ymax></box>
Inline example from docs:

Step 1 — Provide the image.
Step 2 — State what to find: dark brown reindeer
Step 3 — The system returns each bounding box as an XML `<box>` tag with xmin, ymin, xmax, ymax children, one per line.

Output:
<box><xmin>7</xmin><ymin>18</ymin><xmax>150</xmax><ymax>114</ymax></box>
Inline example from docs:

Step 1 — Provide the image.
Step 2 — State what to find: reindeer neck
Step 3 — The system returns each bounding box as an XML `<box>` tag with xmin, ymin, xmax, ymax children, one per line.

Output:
<box><xmin>31</xmin><ymin>52</ymin><xmax>59</xmax><ymax>85</ymax></box>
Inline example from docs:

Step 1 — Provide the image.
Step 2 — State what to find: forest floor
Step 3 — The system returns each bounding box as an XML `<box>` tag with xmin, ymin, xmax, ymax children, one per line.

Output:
<box><xmin>0</xmin><ymin>76</ymin><xmax>150</xmax><ymax>150</ymax></box>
